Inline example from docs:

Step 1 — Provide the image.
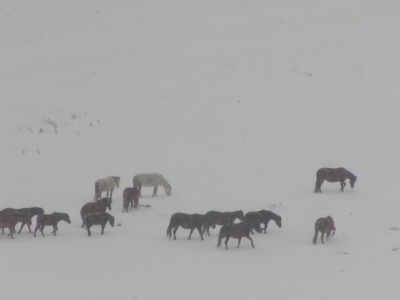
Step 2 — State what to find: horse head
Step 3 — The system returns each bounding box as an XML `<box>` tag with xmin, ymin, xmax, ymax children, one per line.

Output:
<box><xmin>275</xmin><ymin>216</ymin><xmax>282</xmax><ymax>228</ymax></box>
<box><xmin>63</xmin><ymin>213</ymin><xmax>71</xmax><ymax>224</ymax></box>
<box><xmin>165</xmin><ymin>184</ymin><xmax>172</xmax><ymax>196</ymax></box>
<box><xmin>106</xmin><ymin>198</ymin><xmax>112</xmax><ymax>211</ymax></box>
<box><xmin>350</xmin><ymin>176</ymin><xmax>357</xmax><ymax>188</ymax></box>
<box><xmin>109</xmin><ymin>216</ymin><xmax>115</xmax><ymax>227</ymax></box>
<box><xmin>235</xmin><ymin>210</ymin><xmax>245</xmax><ymax>222</ymax></box>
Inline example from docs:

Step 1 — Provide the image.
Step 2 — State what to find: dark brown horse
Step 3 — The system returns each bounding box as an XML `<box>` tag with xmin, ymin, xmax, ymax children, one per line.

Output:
<box><xmin>123</xmin><ymin>187</ymin><xmax>140</xmax><ymax>212</ymax></box>
<box><xmin>202</xmin><ymin>210</ymin><xmax>245</xmax><ymax>236</ymax></box>
<box><xmin>217</xmin><ymin>221</ymin><xmax>262</xmax><ymax>250</ymax></box>
<box><xmin>244</xmin><ymin>210</ymin><xmax>282</xmax><ymax>234</ymax></box>
<box><xmin>85</xmin><ymin>212</ymin><xmax>115</xmax><ymax>236</ymax></box>
<box><xmin>33</xmin><ymin>212</ymin><xmax>71</xmax><ymax>237</ymax></box>
<box><xmin>0</xmin><ymin>208</ymin><xmax>33</xmax><ymax>235</ymax></box>
<box><xmin>313</xmin><ymin>216</ymin><xmax>336</xmax><ymax>244</ymax></box>
<box><xmin>314</xmin><ymin>168</ymin><xmax>357</xmax><ymax>193</ymax></box>
<box><xmin>166</xmin><ymin>213</ymin><xmax>206</xmax><ymax>240</ymax></box>
<box><xmin>0</xmin><ymin>211</ymin><xmax>21</xmax><ymax>239</ymax></box>
<box><xmin>80</xmin><ymin>198</ymin><xmax>112</xmax><ymax>228</ymax></box>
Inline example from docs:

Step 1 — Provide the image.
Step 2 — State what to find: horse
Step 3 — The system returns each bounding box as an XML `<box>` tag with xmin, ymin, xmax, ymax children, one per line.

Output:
<box><xmin>85</xmin><ymin>212</ymin><xmax>115</xmax><ymax>236</ymax></box>
<box><xmin>123</xmin><ymin>187</ymin><xmax>140</xmax><ymax>212</ymax></box>
<box><xmin>166</xmin><ymin>213</ymin><xmax>206</xmax><ymax>240</ymax></box>
<box><xmin>18</xmin><ymin>207</ymin><xmax>44</xmax><ymax>234</ymax></box>
<box><xmin>202</xmin><ymin>210</ymin><xmax>245</xmax><ymax>236</ymax></box>
<box><xmin>33</xmin><ymin>212</ymin><xmax>71</xmax><ymax>237</ymax></box>
<box><xmin>94</xmin><ymin>176</ymin><xmax>120</xmax><ymax>200</ymax></box>
<box><xmin>244</xmin><ymin>210</ymin><xmax>282</xmax><ymax>234</ymax></box>
<box><xmin>0</xmin><ymin>211</ymin><xmax>20</xmax><ymax>239</ymax></box>
<box><xmin>314</xmin><ymin>168</ymin><xmax>357</xmax><ymax>193</ymax></box>
<box><xmin>313</xmin><ymin>216</ymin><xmax>336</xmax><ymax>244</ymax></box>
<box><xmin>133</xmin><ymin>173</ymin><xmax>171</xmax><ymax>197</ymax></box>
<box><xmin>81</xmin><ymin>197</ymin><xmax>112</xmax><ymax>228</ymax></box>
<box><xmin>217</xmin><ymin>221</ymin><xmax>262</xmax><ymax>250</ymax></box>
<box><xmin>0</xmin><ymin>208</ymin><xmax>33</xmax><ymax>235</ymax></box>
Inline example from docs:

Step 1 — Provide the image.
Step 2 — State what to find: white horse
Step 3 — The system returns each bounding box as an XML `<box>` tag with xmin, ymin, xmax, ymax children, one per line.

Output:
<box><xmin>94</xmin><ymin>176</ymin><xmax>120</xmax><ymax>201</ymax></box>
<box><xmin>133</xmin><ymin>173</ymin><xmax>171</xmax><ymax>197</ymax></box>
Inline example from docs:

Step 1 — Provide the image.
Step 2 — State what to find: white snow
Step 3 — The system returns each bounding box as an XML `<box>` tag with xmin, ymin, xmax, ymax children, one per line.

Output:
<box><xmin>1</xmin><ymin>0</ymin><xmax>400</xmax><ymax>299</ymax></box>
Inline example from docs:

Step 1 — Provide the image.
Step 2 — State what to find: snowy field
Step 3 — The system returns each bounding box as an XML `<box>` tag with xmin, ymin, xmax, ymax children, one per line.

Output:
<box><xmin>1</xmin><ymin>0</ymin><xmax>400</xmax><ymax>299</ymax></box>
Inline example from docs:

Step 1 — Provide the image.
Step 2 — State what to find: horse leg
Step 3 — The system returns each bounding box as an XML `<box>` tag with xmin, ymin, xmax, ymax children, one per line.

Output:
<box><xmin>87</xmin><ymin>225</ymin><xmax>92</xmax><ymax>236</ymax></box>
<box><xmin>188</xmin><ymin>228</ymin><xmax>195</xmax><ymax>240</ymax></box>
<box><xmin>340</xmin><ymin>181</ymin><xmax>346</xmax><ymax>192</ymax></box>
<box><xmin>101</xmin><ymin>224</ymin><xmax>105</xmax><ymax>234</ymax></box>
<box><xmin>246</xmin><ymin>235</ymin><xmax>255</xmax><ymax>248</ymax></box>
<box><xmin>237</xmin><ymin>237</ymin><xmax>242</xmax><ymax>248</ymax></box>
<box><xmin>18</xmin><ymin>222</ymin><xmax>25</xmax><ymax>234</ymax></box>
<box><xmin>152</xmin><ymin>186</ymin><xmax>158</xmax><ymax>197</ymax></box>
<box><xmin>173</xmin><ymin>226</ymin><xmax>178</xmax><ymax>240</ymax></box>
<box><xmin>9</xmin><ymin>227</ymin><xmax>14</xmax><ymax>239</ymax></box>
<box><xmin>321</xmin><ymin>231</ymin><xmax>325</xmax><ymax>244</ymax></box>
<box><xmin>81</xmin><ymin>214</ymin><xmax>86</xmax><ymax>228</ymax></box>
<box><xmin>138</xmin><ymin>185</ymin><xmax>142</xmax><ymax>198</ymax></box>
<box><xmin>315</xmin><ymin>179</ymin><xmax>323</xmax><ymax>193</ymax></box>
<box><xmin>225</xmin><ymin>235</ymin><xmax>230</xmax><ymax>250</ymax></box>
<box><xmin>40</xmin><ymin>225</ymin><xmax>45</xmax><ymax>237</ymax></box>
<box><xmin>110</xmin><ymin>189</ymin><xmax>114</xmax><ymax>199</ymax></box>
<box><xmin>197</xmin><ymin>226</ymin><xmax>204</xmax><ymax>240</ymax></box>
<box><xmin>263</xmin><ymin>222</ymin><xmax>268</xmax><ymax>234</ymax></box>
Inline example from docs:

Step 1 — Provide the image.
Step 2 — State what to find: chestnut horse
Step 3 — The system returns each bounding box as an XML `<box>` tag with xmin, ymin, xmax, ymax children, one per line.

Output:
<box><xmin>313</xmin><ymin>216</ymin><xmax>336</xmax><ymax>244</ymax></box>
<box><xmin>81</xmin><ymin>198</ymin><xmax>112</xmax><ymax>227</ymax></box>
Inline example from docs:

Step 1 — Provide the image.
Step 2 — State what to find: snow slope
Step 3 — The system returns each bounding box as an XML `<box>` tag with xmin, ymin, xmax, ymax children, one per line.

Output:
<box><xmin>1</xmin><ymin>0</ymin><xmax>400</xmax><ymax>299</ymax></box>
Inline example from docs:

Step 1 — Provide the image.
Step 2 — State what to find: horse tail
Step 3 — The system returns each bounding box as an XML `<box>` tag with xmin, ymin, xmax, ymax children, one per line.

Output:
<box><xmin>313</xmin><ymin>219</ymin><xmax>320</xmax><ymax>244</ymax></box>
<box><xmin>166</xmin><ymin>222</ymin><xmax>173</xmax><ymax>237</ymax></box>
<box><xmin>94</xmin><ymin>181</ymin><xmax>100</xmax><ymax>200</ymax></box>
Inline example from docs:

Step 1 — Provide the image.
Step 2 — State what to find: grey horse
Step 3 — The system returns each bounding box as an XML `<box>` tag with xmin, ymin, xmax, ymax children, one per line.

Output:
<box><xmin>133</xmin><ymin>173</ymin><xmax>171</xmax><ymax>197</ymax></box>
<box><xmin>94</xmin><ymin>176</ymin><xmax>120</xmax><ymax>200</ymax></box>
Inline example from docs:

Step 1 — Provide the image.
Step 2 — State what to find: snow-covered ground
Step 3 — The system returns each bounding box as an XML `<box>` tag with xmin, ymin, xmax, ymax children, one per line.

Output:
<box><xmin>1</xmin><ymin>0</ymin><xmax>400</xmax><ymax>299</ymax></box>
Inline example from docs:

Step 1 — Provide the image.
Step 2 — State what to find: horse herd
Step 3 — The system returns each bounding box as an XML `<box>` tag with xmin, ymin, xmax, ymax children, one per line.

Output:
<box><xmin>0</xmin><ymin>168</ymin><xmax>355</xmax><ymax>247</ymax></box>
<box><xmin>166</xmin><ymin>167</ymin><xmax>356</xmax><ymax>249</ymax></box>
<box><xmin>0</xmin><ymin>173</ymin><xmax>171</xmax><ymax>238</ymax></box>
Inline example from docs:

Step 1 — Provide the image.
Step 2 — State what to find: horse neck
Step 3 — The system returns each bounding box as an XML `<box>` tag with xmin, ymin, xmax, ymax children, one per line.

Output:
<box><xmin>344</xmin><ymin>170</ymin><xmax>355</xmax><ymax>179</ymax></box>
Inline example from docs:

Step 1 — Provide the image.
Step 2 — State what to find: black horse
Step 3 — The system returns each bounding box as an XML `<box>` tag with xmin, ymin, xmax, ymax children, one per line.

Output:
<box><xmin>85</xmin><ymin>212</ymin><xmax>115</xmax><ymax>236</ymax></box>
<box><xmin>166</xmin><ymin>213</ymin><xmax>206</xmax><ymax>240</ymax></box>
<box><xmin>18</xmin><ymin>207</ymin><xmax>44</xmax><ymax>234</ymax></box>
<box><xmin>244</xmin><ymin>210</ymin><xmax>282</xmax><ymax>234</ymax></box>
<box><xmin>34</xmin><ymin>212</ymin><xmax>71</xmax><ymax>237</ymax></box>
<box><xmin>314</xmin><ymin>168</ymin><xmax>357</xmax><ymax>193</ymax></box>
<box><xmin>217</xmin><ymin>221</ymin><xmax>262</xmax><ymax>250</ymax></box>
<box><xmin>202</xmin><ymin>210</ymin><xmax>245</xmax><ymax>236</ymax></box>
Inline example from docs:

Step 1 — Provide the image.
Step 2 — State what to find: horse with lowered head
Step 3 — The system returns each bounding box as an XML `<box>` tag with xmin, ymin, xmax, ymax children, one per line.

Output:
<box><xmin>81</xmin><ymin>197</ymin><xmax>112</xmax><ymax>228</ymax></box>
<box><xmin>133</xmin><ymin>173</ymin><xmax>171</xmax><ymax>197</ymax></box>
<box><xmin>314</xmin><ymin>167</ymin><xmax>357</xmax><ymax>193</ymax></box>
<box><xmin>94</xmin><ymin>176</ymin><xmax>120</xmax><ymax>200</ymax></box>
<box><xmin>313</xmin><ymin>216</ymin><xmax>336</xmax><ymax>244</ymax></box>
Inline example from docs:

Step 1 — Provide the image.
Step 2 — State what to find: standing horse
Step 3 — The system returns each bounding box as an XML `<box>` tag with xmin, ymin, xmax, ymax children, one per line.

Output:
<box><xmin>313</xmin><ymin>216</ymin><xmax>336</xmax><ymax>244</ymax></box>
<box><xmin>122</xmin><ymin>187</ymin><xmax>140</xmax><ymax>212</ymax></box>
<box><xmin>94</xmin><ymin>176</ymin><xmax>120</xmax><ymax>200</ymax></box>
<box><xmin>133</xmin><ymin>173</ymin><xmax>171</xmax><ymax>197</ymax></box>
<box><xmin>314</xmin><ymin>168</ymin><xmax>357</xmax><ymax>193</ymax></box>
<box><xmin>81</xmin><ymin>198</ymin><xmax>112</xmax><ymax>228</ymax></box>
<box><xmin>217</xmin><ymin>221</ymin><xmax>262</xmax><ymax>250</ymax></box>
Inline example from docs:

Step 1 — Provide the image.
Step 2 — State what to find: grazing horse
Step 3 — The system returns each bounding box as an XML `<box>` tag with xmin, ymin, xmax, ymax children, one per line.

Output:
<box><xmin>244</xmin><ymin>210</ymin><xmax>282</xmax><ymax>234</ymax></box>
<box><xmin>81</xmin><ymin>198</ymin><xmax>112</xmax><ymax>228</ymax></box>
<box><xmin>166</xmin><ymin>213</ymin><xmax>206</xmax><ymax>240</ymax></box>
<box><xmin>85</xmin><ymin>212</ymin><xmax>115</xmax><ymax>236</ymax></box>
<box><xmin>94</xmin><ymin>176</ymin><xmax>120</xmax><ymax>200</ymax></box>
<box><xmin>0</xmin><ymin>208</ymin><xmax>33</xmax><ymax>235</ymax></box>
<box><xmin>202</xmin><ymin>210</ymin><xmax>245</xmax><ymax>236</ymax></box>
<box><xmin>123</xmin><ymin>187</ymin><xmax>140</xmax><ymax>212</ymax></box>
<box><xmin>133</xmin><ymin>173</ymin><xmax>171</xmax><ymax>197</ymax></box>
<box><xmin>217</xmin><ymin>221</ymin><xmax>262</xmax><ymax>250</ymax></box>
<box><xmin>313</xmin><ymin>216</ymin><xmax>336</xmax><ymax>244</ymax></box>
<box><xmin>34</xmin><ymin>212</ymin><xmax>71</xmax><ymax>237</ymax></box>
<box><xmin>314</xmin><ymin>168</ymin><xmax>357</xmax><ymax>193</ymax></box>
<box><xmin>0</xmin><ymin>211</ymin><xmax>21</xmax><ymax>239</ymax></box>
